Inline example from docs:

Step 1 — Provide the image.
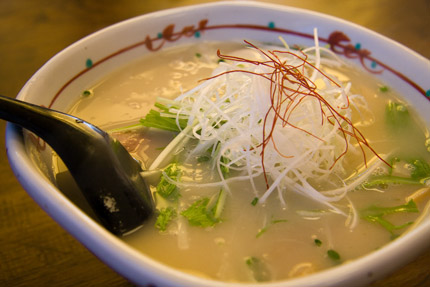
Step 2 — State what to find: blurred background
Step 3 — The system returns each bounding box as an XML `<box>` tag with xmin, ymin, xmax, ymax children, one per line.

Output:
<box><xmin>1</xmin><ymin>0</ymin><xmax>429</xmax><ymax>286</ymax></box>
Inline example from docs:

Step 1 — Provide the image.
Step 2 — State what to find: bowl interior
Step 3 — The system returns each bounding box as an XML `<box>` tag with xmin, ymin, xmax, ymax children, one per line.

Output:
<box><xmin>6</xmin><ymin>2</ymin><xmax>430</xmax><ymax>287</ymax></box>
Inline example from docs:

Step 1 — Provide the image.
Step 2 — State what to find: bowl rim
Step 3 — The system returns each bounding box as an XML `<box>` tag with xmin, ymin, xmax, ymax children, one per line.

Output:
<box><xmin>6</xmin><ymin>1</ymin><xmax>430</xmax><ymax>286</ymax></box>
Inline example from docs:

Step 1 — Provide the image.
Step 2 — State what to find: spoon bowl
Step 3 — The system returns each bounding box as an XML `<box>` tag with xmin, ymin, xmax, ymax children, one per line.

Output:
<box><xmin>0</xmin><ymin>94</ymin><xmax>154</xmax><ymax>235</ymax></box>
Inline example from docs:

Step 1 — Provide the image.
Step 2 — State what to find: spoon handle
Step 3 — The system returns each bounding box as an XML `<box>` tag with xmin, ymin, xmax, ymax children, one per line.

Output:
<box><xmin>0</xmin><ymin>95</ymin><xmax>153</xmax><ymax>235</ymax></box>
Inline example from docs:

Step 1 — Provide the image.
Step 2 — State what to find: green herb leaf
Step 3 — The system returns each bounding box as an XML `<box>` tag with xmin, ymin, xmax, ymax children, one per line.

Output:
<box><xmin>327</xmin><ymin>249</ymin><xmax>341</xmax><ymax>261</ymax></box>
<box><xmin>365</xmin><ymin>157</ymin><xmax>430</xmax><ymax>188</ymax></box>
<box><xmin>140</xmin><ymin>103</ymin><xmax>188</xmax><ymax>132</ymax></box>
<box><xmin>360</xmin><ymin>200</ymin><xmax>419</xmax><ymax>234</ymax></box>
<box><xmin>206</xmin><ymin>142</ymin><xmax>231</xmax><ymax>178</ymax></box>
<box><xmin>388</xmin><ymin>157</ymin><xmax>400</xmax><ymax>175</ymax></box>
<box><xmin>251</xmin><ymin>197</ymin><xmax>259</xmax><ymax>206</ymax></box>
<box><xmin>364</xmin><ymin>215</ymin><xmax>414</xmax><ymax>233</ymax></box>
<box><xmin>409</xmin><ymin>159</ymin><xmax>430</xmax><ymax>179</ymax></box>
<box><xmin>197</xmin><ymin>155</ymin><xmax>211</xmax><ymax>162</ymax></box>
<box><xmin>244</xmin><ymin>256</ymin><xmax>271</xmax><ymax>282</ymax></box>
<box><xmin>156</xmin><ymin>163</ymin><xmax>181</xmax><ymax>201</ymax></box>
<box><xmin>379</xmin><ymin>85</ymin><xmax>389</xmax><ymax>92</ymax></box>
<box><xmin>220</xmin><ymin>155</ymin><xmax>230</xmax><ymax>178</ymax></box>
<box><xmin>385</xmin><ymin>100</ymin><xmax>410</xmax><ymax>129</ymax></box>
<box><xmin>363</xmin><ymin>175</ymin><xmax>425</xmax><ymax>188</ymax></box>
<box><xmin>155</xmin><ymin>207</ymin><xmax>176</xmax><ymax>231</ymax></box>
<box><xmin>212</xmin><ymin>188</ymin><xmax>226</xmax><ymax>219</ymax></box>
<box><xmin>256</xmin><ymin>226</ymin><xmax>269</xmax><ymax>238</ymax></box>
<box><xmin>181</xmin><ymin>189</ymin><xmax>225</xmax><ymax>227</ymax></box>
<box><xmin>212</xmin><ymin>119</ymin><xmax>228</xmax><ymax>129</ymax></box>
<box><xmin>82</xmin><ymin>90</ymin><xmax>92</xmax><ymax>97</ymax></box>
<box><xmin>181</xmin><ymin>198</ymin><xmax>215</xmax><ymax>227</ymax></box>
<box><xmin>271</xmin><ymin>219</ymin><xmax>288</xmax><ymax>224</ymax></box>
<box><xmin>256</xmin><ymin>218</ymin><xmax>288</xmax><ymax>238</ymax></box>
<box><xmin>314</xmin><ymin>239</ymin><xmax>322</xmax><ymax>246</ymax></box>
<box><xmin>361</xmin><ymin>200</ymin><xmax>419</xmax><ymax>218</ymax></box>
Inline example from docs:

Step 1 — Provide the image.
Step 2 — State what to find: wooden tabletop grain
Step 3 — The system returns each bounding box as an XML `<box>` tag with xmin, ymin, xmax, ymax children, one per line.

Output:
<box><xmin>1</xmin><ymin>1</ymin><xmax>429</xmax><ymax>286</ymax></box>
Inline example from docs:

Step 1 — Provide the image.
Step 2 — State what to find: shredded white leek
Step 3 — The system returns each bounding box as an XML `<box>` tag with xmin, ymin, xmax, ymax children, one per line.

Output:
<box><xmin>146</xmin><ymin>30</ymin><xmax>379</xmax><ymax>221</ymax></box>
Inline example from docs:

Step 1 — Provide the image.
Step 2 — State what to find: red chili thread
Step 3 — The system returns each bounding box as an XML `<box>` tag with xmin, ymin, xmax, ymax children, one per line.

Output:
<box><xmin>204</xmin><ymin>41</ymin><xmax>389</xmax><ymax>188</ymax></box>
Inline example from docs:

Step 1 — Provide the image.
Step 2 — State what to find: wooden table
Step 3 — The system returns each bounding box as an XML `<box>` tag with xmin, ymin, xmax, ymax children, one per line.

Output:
<box><xmin>1</xmin><ymin>1</ymin><xmax>429</xmax><ymax>286</ymax></box>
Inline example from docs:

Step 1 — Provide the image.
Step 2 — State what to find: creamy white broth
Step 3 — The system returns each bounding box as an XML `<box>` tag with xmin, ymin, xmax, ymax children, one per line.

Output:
<box><xmin>64</xmin><ymin>41</ymin><xmax>430</xmax><ymax>282</ymax></box>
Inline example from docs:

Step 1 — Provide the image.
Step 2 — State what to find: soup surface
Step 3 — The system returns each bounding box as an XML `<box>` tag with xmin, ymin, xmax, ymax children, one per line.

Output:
<box><xmin>64</xmin><ymin>41</ymin><xmax>430</xmax><ymax>282</ymax></box>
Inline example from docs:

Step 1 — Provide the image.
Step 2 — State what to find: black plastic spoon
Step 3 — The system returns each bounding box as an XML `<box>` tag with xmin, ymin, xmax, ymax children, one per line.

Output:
<box><xmin>0</xmin><ymin>95</ymin><xmax>154</xmax><ymax>236</ymax></box>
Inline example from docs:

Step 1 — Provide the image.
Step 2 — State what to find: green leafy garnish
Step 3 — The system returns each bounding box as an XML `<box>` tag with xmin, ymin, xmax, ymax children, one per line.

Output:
<box><xmin>181</xmin><ymin>189</ymin><xmax>226</xmax><ymax>227</ymax></box>
<box><xmin>409</xmin><ymin>159</ymin><xmax>430</xmax><ymax>179</ymax></box>
<box><xmin>385</xmin><ymin>100</ymin><xmax>410</xmax><ymax>129</ymax></box>
<box><xmin>364</xmin><ymin>157</ymin><xmax>430</xmax><ymax>188</ymax></box>
<box><xmin>211</xmin><ymin>141</ymin><xmax>230</xmax><ymax>178</ymax></box>
<box><xmin>220</xmin><ymin>155</ymin><xmax>230</xmax><ymax>178</ymax></box>
<box><xmin>314</xmin><ymin>239</ymin><xmax>322</xmax><ymax>246</ymax></box>
<box><xmin>82</xmin><ymin>90</ymin><xmax>92</xmax><ymax>97</ymax></box>
<box><xmin>251</xmin><ymin>197</ymin><xmax>259</xmax><ymax>206</ymax></box>
<box><xmin>140</xmin><ymin>103</ymin><xmax>188</xmax><ymax>132</ymax></box>
<box><xmin>256</xmin><ymin>226</ymin><xmax>269</xmax><ymax>238</ymax></box>
<box><xmin>360</xmin><ymin>200</ymin><xmax>419</xmax><ymax>234</ymax></box>
<box><xmin>156</xmin><ymin>163</ymin><xmax>181</xmax><ymax>201</ymax></box>
<box><xmin>245</xmin><ymin>256</ymin><xmax>271</xmax><ymax>282</ymax></box>
<box><xmin>212</xmin><ymin>188</ymin><xmax>227</xmax><ymax>219</ymax></box>
<box><xmin>256</xmin><ymin>218</ymin><xmax>288</xmax><ymax>238</ymax></box>
<box><xmin>213</xmin><ymin>119</ymin><xmax>228</xmax><ymax>129</ymax></box>
<box><xmin>387</xmin><ymin>157</ymin><xmax>400</xmax><ymax>175</ymax></box>
<box><xmin>154</xmin><ymin>163</ymin><xmax>182</xmax><ymax>231</ymax></box>
<box><xmin>155</xmin><ymin>207</ymin><xmax>176</xmax><ymax>231</ymax></box>
<box><xmin>360</xmin><ymin>200</ymin><xmax>419</xmax><ymax>217</ymax></box>
<box><xmin>197</xmin><ymin>142</ymin><xmax>231</xmax><ymax>178</ymax></box>
<box><xmin>364</xmin><ymin>216</ymin><xmax>414</xmax><ymax>235</ymax></box>
<box><xmin>181</xmin><ymin>198</ymin><xmax>215</xmax><ymax>227</ymax></box>
<box><xmin>379</xmin><ymin>85</ymin><xmax>389</xmax><ymax>92</ymax></box>
<box><xmin>197</xmin><ymin>155</ymin><xmax>211</xmax><ymax>162</ymax></box>
<box><xmin>363</xmin><ymin>175</ymin><xmax>427</xmax><ymax>188</ymax></box>
<box><xmin>327</xmin><ymin>249</ymin><xmax>341</xmax><ymax>261</ymax></box>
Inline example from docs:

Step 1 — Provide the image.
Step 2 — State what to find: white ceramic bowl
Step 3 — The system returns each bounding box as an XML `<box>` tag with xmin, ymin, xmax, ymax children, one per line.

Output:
<box><xmin>6</xmin><ymin>2</ymin><xmax>430</xmax><ymax>287</ymax></box>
